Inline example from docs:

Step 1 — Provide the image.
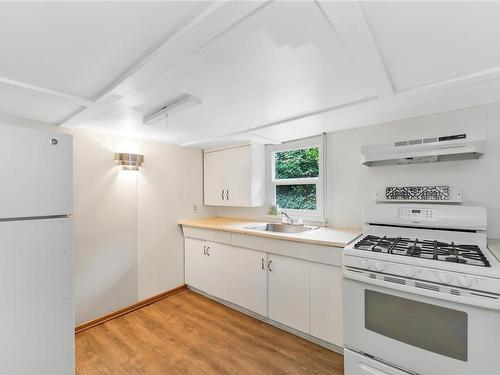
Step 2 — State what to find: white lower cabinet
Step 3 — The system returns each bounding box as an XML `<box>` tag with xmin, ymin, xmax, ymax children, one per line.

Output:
<box><xmin>185</xmin><ymin>238</ymin><xmax>219</xmax><ymax>296</ymax></box>
<box><xmin>310</xmin><ymin>262</ymin><xmax>343</xmax><ymax>346</ymax></box>
<box><xmin>267</xmin><ymin>254</ymin><xmax>310</xmax><ymax>334</ymax></box>
<box><xmin>184</xmin><ymin>235</ymin><xmax>343</xmax><ymax>347</ymax></box>
<box><xmin>216</xmin><ymin>244</ymin><xmax>268</xmax><ymax>316</ymax></box>
<box><xmin>185</xmin><ymin>238</ymin><xmax>267</xmax><ymax>316</ymax></box>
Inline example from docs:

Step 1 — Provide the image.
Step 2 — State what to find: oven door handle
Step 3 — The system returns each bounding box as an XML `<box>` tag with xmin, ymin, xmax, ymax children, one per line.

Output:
<box><xmin>344</xmin><ymin>269</ymin><xmax>500</xmax><ymax>311</ymax></box>
<box><xmin>359</xmin><ymin>362</ymin><xmax>395</xmax><ymax>375</ymax></box>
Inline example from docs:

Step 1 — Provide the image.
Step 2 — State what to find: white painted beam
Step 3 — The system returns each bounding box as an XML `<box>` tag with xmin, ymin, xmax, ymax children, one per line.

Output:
<box><xmin>59</xmin><ymin>93</ymin><xmax>123</xmax><ymax>128</ymax></box>
<box><xmin>59</xmin><ymin>0</ymin><xmax>272</xmax><ymax>127</ymax></box>
<box><xmin>0</xmin><ymin>76</ymin><xmax>93</xmax><ymax>107</ymax></box>
<box><xmin>92</xmin><ymin>1</ymin><xmax>224</xmax><ymax>99</ymax></box>
<box><xmin>119</xmin><ymin>0</ymin><xmax>272</xmax><ymax>96</ymax></box>
<box><xmin>179</xmin><ymin>96</ymin><xmax>377</xmax><ymax>147</ymax></box>
<box><xmin>316</xmin><ymin>1</ymin><xmax>394</xmax><ymax>99</ymax></box>
<box><xmin>397</xmin><ymin>65</ymin><xmax>500</xmax><ymax>97</ymax></box>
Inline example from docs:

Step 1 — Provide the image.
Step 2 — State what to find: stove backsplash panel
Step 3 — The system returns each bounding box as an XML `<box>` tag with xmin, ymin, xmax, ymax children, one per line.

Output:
<box><xmin>386</xmin><ymin>185</ymin><xmax>450</xmax><ymax>200</ymax></box>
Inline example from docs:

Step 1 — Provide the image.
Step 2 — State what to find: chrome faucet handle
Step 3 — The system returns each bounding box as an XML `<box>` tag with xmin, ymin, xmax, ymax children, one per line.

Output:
<box><xmin>281</xmin><ymin>212</ymin><xmax>305</xmax><ymax>226</ymax></box>
<box><xmin>281</xmin><ymin>211</ymin><xmax>295</xmax><ymax>225</ymax></box>
<box><xmin>281</xmin><ymin>211</ymin><xmax>294</xmax><ymax>225</ymax></box>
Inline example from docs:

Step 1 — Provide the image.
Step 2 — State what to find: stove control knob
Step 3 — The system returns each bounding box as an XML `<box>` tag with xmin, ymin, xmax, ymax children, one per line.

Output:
<box><xmin>458</xmin><ymin>275</ymin><xmax>472</xmax><ymax>288</ymax></box>
<box><xmin>374</xmin><ymin>262</ymin><xmax>386</xmax><ymax>272</ymax></box>
<box><xmin>438</xmin><ymin>272</ymin><xmax>451</xmax><ymax>284</ymax></box>
<box><xmin>404</xmin><ymin>267</ymin><xmax>416</xmax><ymax>277</ymax></box>
<box><xmin>359</xmin><ymin>260</ymin><xmax>371</xmax><ymax>269</ymax></box>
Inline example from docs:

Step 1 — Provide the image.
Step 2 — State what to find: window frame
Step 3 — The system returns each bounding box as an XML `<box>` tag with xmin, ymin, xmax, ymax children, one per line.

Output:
<box><xmin>266</xmin><ymin>135</ymin><xmax>325</xmax><ymax>222</ymax></box>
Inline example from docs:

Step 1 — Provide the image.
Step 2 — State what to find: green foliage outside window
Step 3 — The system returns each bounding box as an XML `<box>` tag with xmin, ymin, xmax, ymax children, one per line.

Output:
<box><xmin>276</xmin><ymin>184</ymin><xmax>316</xmax><ymax>210</ymax></box>
<box><xmin>274</xmin><ymin>147</ymin><xmax>319</xmax><ymax>179</ymax></box>
<box><xmin>274</xmin><ymin>147</ymin><xmax>319</xmax><ymax>210</ymax></box>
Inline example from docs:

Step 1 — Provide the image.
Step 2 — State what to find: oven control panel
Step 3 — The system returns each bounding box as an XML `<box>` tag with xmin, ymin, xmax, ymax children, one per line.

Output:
<box><xmin>398</xmin><ymin>207</ymin><xmax>434</xmax><ymax>220</ymax></box>
<box><xmin>343</xmin><ymin>254</ymin><xmax>499</xmax><ymax>295</ymax></box>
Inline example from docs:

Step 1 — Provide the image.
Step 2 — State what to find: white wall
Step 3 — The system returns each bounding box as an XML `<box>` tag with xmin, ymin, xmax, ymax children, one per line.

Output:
<box><xmin>137</xmin><ymin>140</ymin><xmax>209</xmax><ymax>299</ymax></box>
<box><xmin>217</xmin><ymin>102</ymin><xmax>500</xmax><ymax>239</ymax></box>
<box><xmin>73</xmin><ymin>129</ymin><xmax>139</xmax><ymax>324</ymax></box>
<box><xmin>328</xmin><ymin>102</ymin><xmax>500</xmax><ymax>239</ymax></box>
<box><xmin>73</xmin><ymin>128</ymin><xmax>215</xmax><ymax>324</ymax></box>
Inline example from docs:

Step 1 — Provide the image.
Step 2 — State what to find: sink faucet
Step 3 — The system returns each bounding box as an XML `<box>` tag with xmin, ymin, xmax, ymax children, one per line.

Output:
<box><xmin>281</xmin><ymin>211</ymin><xmax>303</xmax><ymax>226</ymax></box>
<box><xmin>281</xmin><ymin>211</ymin><xmax>293</xmax><ymax>224</ymax></box>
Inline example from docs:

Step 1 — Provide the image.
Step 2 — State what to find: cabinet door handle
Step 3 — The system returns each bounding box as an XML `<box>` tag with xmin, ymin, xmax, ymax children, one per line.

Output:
<box><xmin>221</xmin><ymin>190</ymin><xmax>225</xmax><ymax>200</ymax></box>
<box><xmin>226</xmin><ymin>190</ymin><xmax>229</xmax><ymax>200</ymax></box>
<box><xmin>261</xmin><ymin>258</ymin><xmax>264</xmax><ymax>270</ymax></box>
<box><xmin>206</xmin><ymin>246</ymin><xmax>210</xmax><ymax>256</ymax></box>
<box><xmin>267</xmin><ymin>260</ymin><xmax>272</xmax><ymax>272</ymax></box>
<box><xmin>203</xmin><ymin>245</ymin><xmax>206</xmax><ymax>255</ymax></box>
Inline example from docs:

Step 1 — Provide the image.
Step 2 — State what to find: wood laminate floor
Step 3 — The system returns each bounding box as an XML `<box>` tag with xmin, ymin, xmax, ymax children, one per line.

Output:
<box><xmin>76</xmin><ymin>290</ymin><xmax>344</xmax><ymax>375</ymax></box>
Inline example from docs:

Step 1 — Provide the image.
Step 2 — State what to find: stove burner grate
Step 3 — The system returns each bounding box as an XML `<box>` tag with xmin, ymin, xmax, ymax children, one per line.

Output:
<box><xmin>354</xmin><ymin>235</ymin><xmax>490</xmax><ymax>267</ymax></box>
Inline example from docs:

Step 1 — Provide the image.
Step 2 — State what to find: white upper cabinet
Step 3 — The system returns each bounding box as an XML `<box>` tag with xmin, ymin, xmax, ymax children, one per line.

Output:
<box><xmin>203</xmin><ymin>144</ymin><xmax>265</xmax><ymax>207</ymax></box>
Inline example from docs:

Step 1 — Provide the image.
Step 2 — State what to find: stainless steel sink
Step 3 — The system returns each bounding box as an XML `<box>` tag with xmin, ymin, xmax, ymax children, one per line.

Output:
<box><xmin>246</xmin><ymin>223</ymin><xmax>317</xmax><ymax>234</ymax></box>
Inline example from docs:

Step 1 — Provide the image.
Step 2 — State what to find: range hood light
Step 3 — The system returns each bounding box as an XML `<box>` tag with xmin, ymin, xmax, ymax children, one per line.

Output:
<box><xmin>114</xmin><ymin>153</ymin><xmax>144</xmax><ymax>170</ymax></box>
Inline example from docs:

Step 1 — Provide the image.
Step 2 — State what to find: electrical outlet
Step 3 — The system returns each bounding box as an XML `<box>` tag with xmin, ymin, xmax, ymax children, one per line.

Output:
<box><xmin>193</xmin><ymin>204</ymin><xmax>198</xmax><ymax>214</ymax></box>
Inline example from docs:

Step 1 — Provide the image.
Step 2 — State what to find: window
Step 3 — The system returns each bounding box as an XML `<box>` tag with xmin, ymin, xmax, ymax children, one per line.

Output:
<box><xmin>267</xmin><ymin>136</ymin><xmax>325</xmax><ymax>221</ymax></box>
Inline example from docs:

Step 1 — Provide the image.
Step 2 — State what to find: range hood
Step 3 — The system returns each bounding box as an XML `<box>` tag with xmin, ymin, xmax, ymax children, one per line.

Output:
<box><xmin>361</xmin><ymin>133</ymin><xmax>486</xmax><ymax>167</ymax></box>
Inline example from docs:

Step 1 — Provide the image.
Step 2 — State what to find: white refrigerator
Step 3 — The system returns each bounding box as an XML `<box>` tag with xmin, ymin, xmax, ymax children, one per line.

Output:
<box><xmin>0</xmin><ymin>125</ymin><xmax>74</xmax><ymax>374</ymax></box>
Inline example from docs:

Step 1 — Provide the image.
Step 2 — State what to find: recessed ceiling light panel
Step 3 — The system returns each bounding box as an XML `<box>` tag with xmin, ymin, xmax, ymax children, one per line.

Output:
<box><xmin>143</xmin><ymin>94</ymin><xmax>201</xmax><ymax>125</ymax></box>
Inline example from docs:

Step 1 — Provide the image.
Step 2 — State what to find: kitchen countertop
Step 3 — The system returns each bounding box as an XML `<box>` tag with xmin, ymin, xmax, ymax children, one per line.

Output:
<box><xmin>489</xmin><ymin>239</ymin><xmax>500</xmax><ymax>262</ymax></box>
<box><xmin>178</xmin><ymin>217</ymin><xmax>362</xmax><ymax>247</ymax></box>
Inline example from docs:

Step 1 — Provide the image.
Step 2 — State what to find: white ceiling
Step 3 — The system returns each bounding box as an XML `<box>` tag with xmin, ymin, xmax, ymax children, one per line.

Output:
<box><xmin>361</xmin><ymin>1</ymin><xmax>500</xmax><ymax>91</ymax></box>
<box><xmin>0</xmin><ymin>1</ymin><xmax>208</xmax><ymax>98</ymax></box>
<box><xmin>0</xmin><ymin>1</ymin><xmax>500</xmax><ymax>146</ymax></box>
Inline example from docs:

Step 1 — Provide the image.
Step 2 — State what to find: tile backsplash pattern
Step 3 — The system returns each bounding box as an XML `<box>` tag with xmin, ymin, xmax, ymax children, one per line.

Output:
<box><xmin>386</xmin><ymin>186</ymin><xmax>450</xmax><ymax>200</ymax></box>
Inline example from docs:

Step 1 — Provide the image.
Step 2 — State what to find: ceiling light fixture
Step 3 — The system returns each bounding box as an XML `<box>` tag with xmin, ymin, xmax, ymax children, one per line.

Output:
<box><xmin>143</xmin><ymin>94</ymin><xmax>201</xmax><ymax>125</ymax></box>
<box><xmin>114</xmin><ymin>153</ymin><xmax>144</xmax><ymax>171</ymax></box>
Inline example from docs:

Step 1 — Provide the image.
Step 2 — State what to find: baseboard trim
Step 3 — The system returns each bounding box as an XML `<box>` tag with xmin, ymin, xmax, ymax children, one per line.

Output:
<box><xmin>75</xmin><ymin>284</ymin><xmax>188</xmax><ymax>334</ymax></box>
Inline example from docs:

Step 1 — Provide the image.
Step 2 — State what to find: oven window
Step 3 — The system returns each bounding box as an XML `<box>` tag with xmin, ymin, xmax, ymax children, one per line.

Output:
<box><xmin>365</xmin><ymin>290</ymin><xmax>467</xmax><ymax>361</ymax></box>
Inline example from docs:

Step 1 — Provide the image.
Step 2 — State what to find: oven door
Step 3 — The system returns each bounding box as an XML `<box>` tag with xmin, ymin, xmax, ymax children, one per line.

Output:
<box><xmin>344</xmin><ymin>268</ymin><xmax>500</xmax><ymax>375</ymax></box>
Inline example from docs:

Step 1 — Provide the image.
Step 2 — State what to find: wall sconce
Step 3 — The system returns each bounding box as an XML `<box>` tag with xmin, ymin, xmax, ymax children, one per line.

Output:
<box><xmin>114</xmin><ymin>153</ymin><xmax>144</xmax><ymax>170</ymax></box>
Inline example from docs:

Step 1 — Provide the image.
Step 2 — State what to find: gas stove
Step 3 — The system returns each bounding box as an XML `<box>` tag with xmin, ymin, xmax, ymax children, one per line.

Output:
<box><xmin>354</xmin><ymin>235</ymin><xmax>490</xmax><ymax>267</ymax></box>
<box><xmin>343</xmin><ymin>203</ymin><xmax>500</xmax><ymax>293</ymax></box>
<box><xmin>343</xmin><ymin>203</ymin><xmax>500</xmax><ymax>375</ymax></box>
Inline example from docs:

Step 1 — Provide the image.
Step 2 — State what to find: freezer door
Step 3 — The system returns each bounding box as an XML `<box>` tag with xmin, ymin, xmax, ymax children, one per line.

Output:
<box><xmin>0</xmin><ymin>125</ymin><xmax>72</xmax><ymax>218</ymax></box>
<box><xmin>0</xmin><ymin>218</ymin><xmax>74</xmax><ymax>375</ymax></box>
